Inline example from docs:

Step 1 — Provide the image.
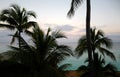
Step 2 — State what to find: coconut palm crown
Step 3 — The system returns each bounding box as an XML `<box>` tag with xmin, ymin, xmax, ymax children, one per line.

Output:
<box><xmin>0</xmin><ymin>4</ymin><xmax>37</xmax><ymax>47</ymax></box>
<box><xmin>27</xmin><ymin>25</ymin><xmax>73</xmax><ymax>67</ymax></box>
<box><xmin>75</xmin><ymin>28</ymin><xmax>116</xmax><ymax>60</ymax></box>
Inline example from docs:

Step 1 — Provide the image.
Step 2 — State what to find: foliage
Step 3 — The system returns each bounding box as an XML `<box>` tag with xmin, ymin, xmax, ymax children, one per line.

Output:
<box><xmin>0</xmin><ymin>4</ymin><xmax>37</xmax><ymax>46</ymax></box>
<box><xmin>77</xmin><ymin>53</ymin><xmax>118</xmax><ymax>77</ymax></box>
<box><xmin>75</xmin><ymin>28</ymin><xmax>116</xmax><ymax>60</ymax></box>
<box><xmin>1</xmin><ymin>25</ymin><xmax>73</xmax><ymax>77</ymax></box>
<box><xmin>67</xmin><ymin>0</ymin><xmax>83</xmax><ymax>18</ymax></box>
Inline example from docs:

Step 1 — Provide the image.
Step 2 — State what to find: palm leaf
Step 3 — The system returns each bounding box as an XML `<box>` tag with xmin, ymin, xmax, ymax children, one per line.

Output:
<box><xmin>55</xmin><ymin>45</ymin><xmax>73</xmax><ymax>56</ymax></box>
<box><xmin>104</xmin><ymin>63</ymin><xmax>117</xmax><ymax>72</ymax></box>
<box><xmin>10</xmin><ymin>31</ymin><xmax>18</xmax><ymax>44</ymax></box>
<box><xmin>67</xmin><ymin>0</ymin><xmax>83</xmax><ymax>18</ymax></box>
<box><xmin>1</xmin><ymin>9</ymin><xmax>10</xmax><ymax>15</ymax></box>
<box><xmin>10</xmin><ymin>4</ymin><xmax>21</xmax><ymax>14</ymax></box>
<box><xmin>24</xmin><ymin>29</ymin><xmax>33</xmax><ymax>36</ymax></box>
<box><xmin>52</xmin><ymin>30</ymin><xmax>66</xmax><ymax>39</ymax></box>
<box><xmin>58</xmin><ymin>64</ymin><xmax>72</xmax><ymax>71</ymax></box>
<box><xmin>27</xmin><ymin>11</ymin><xmax>36</xmax><ymax>18</ymax></box>
<box><xmin>46</xmin><ymin>45</ymin><xmax>72</xmax><ymax>65</ymax></box>
<box><xmin>95</xmin><ymin>29</ymin><xmax>104</xmax><ymax>39</ymax></box>
<box><xmin>46</xmin><ymin>27</ymin><xmax>51</xmax><ymax>38</ymax></box>
<box><xmin>99</xmin><ymin>47</ymin><xmax>116</xmax><ymax>60</ymax></box>
<box><xmin>75</xmin><ymin>36</ymin><xmax>87</xmax><ymax>57</ymax></box>
<box><xmin>0</xmin><ymin>14</ymin><xmax>9</xmax><ymax>22</ymax></box>
<box><xmin>22</xmin><ymin>21</ymin><xmax>37</xmax><ymax>29</ymax></box>
<box><xmin>0</xmin><ymin>24</ymin><xmax>15</xmax><ymax>30</ymax></box>
<box><xmin>96</xmin><ymin>37</ymin><xmax>113</xmax><ymax>49</ymax></box>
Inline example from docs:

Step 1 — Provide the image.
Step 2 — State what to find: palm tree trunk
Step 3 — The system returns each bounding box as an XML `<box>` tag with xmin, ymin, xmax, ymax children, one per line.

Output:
<box><xmin>18</xmin><ymin>31</ymin><xmax>21</xmax><ymax>48</ymax></box>
<box><xmin>86</xmin><ymin>0</ymin><xmax>94</xmax><ymax>77</ymax></box>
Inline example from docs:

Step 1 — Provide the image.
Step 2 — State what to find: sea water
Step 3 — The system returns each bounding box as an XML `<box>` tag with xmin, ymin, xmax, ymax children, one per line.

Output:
<box><xmin>58</xmin><ymin>42</ymin><xmax>120</xmax><ymax>71</ymax></box>
<box><xmin>0</xmin><ymin>42</ymin><xmax>120</xmax><ymax>71</ymax></box>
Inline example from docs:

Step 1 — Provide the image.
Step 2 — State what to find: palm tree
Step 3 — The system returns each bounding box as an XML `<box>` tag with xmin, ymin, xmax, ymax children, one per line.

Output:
<box><xmin>67</xmin><ymin>1</ymin><xmax>93</xmax><ymax>75</ymax></box>
<box><xmin>75</xmin><ymin>28</ymin><xmax>116</xmax><ymax>60</ymax></box>
<box><xmin>0</xmin><ymin>4</ymin><xmax>36</xmax><ymax>48</ymax></box>
<box><xmin>77</xmin><ymin>53</ymin><xmax>118</xmax><ymax>77</ymax></box>
<box><xmin>1</xmin><ymin>25</ymin><xmax>73</xmax><ymax>77</ymax></box>
<box><xmin>27</xmin><ymin>25</ymin><xmax>73</xmax><ymax>67</ymax></box>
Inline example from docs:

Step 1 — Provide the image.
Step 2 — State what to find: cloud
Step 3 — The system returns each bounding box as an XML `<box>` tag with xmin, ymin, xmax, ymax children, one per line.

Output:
<box><xmin>54</xmin><ymin>24</ymin><xmax>75</xmax><ymax>31</ymax></box>
<box><xmin>52</xmin><ymin>24</ymin><xmax>84</xmax><ymax>36</ymax></box>
<box><xmin>46</xmin><ymin>24</ymin><xmax>87</xmax><ymax>39</ymax></box>
<box><xmin>44</xmin><ymin>23</ymin><xmax>75</xmax><ymax>31</ymax></box>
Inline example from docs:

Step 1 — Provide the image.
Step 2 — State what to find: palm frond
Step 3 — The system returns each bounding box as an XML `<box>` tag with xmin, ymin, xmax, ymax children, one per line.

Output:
<box><xmin>10</xmin><ymin>31</ymin><xmax>19</xmax><ymax>44</ymax></box>
<box><xmin>96</xmin><ymin>37</ymin><xmax>113</xmax><ymax>49</ymax></box>
<box><xmin>8</xmin><ymin>46</ymin><xmax>20</xmax><ymax>51</ymax></box>
<box><xmin>24</xmin><ymin>30</ymin><xmax>33</xmax><ymax>36</ymax></box>
<box><xmin>10</xmin><ymin>4</ymin><xmax>21</xmax><ymax>14</ymax></box>
<box><xmin>95</xmin><ymin>29</ymin><xmax>104</xmax><ymax>38</ymax></box>
<box><xmin>0</xmin><ymin>14</ymin><xmax>9</xmax><ymax>22</ymax></box>
<box><xmin>75</xmin><ymin>45</ymin><xmax>87</xmax><ymax>57</ymax></box>
<box><xmin>0</xmin><ymin>24</ymin><xmax>15</xmax><ymax>30</ymax></box>
<box><xmin>75</xmin><ymin>36</ymin><xmax>87</xmax><ymax>57</ymax></box>
<box><xmin>7</xmin><ymin>17</ymin><xmax>18</xmax><ymax>25</ymax></box>
<box><xmin>55</xmin><ymin>45</ymin><xmax>73</xmax><ymax>56</ymax></box>
<box><xmin>91</xmin><ymin>28</ymin><xmax>96</xmax><ymax>42</ymax></box>
<box><xmin>52</xmin><ymin>30</ymin><xmax>66</xmax><ymax>39</ymax></box>
<box><xmin>58</xmin><ymin>64</ymin><xmax>72</xmax><ymax>71</ymax></box>
<box><xmin>27</xmin><ymin>11</ymin><xmax>36</xmax><ymax>18</ymax></box>
<box><xmin>22</xmin><ymin>21</ymin><xmax>37</xmax><ymax>29</ymax></box>
<box><xmin>99</xmin><ymin>47</ymin><xmax>116</xmax><ymax>61</ymax></box>
<box><xmin>1</xmin><ymin>9</ymin><xmax>10</xmax><ymax>15</ymax></box>
<box><xmin>67</xmin><ymin>0</ymin><xmax>83</xmax><ymax>18</ymax></box>
<box><xmin>46</xmin><ymin>45</ymin><xmax>73</xmax><ymax>65</ymax></box>
<box><xmin>46</xmin><ymin>52</ymin><xmax>68</xmax><ymax>66</ymax></box>
<box><xmin>0</xmin><ymin>9</ymin><xmax>18</xmax><ymax>25</ymax></box>
<box><xmin>32</xmin><ymin>25</ymin><xmax>44</xmax><ymax>45</ymax></box>
<box><xmin>104</xmin><ymin>63</ymin><xmax>117</xmax><ymax>72</ymax></box>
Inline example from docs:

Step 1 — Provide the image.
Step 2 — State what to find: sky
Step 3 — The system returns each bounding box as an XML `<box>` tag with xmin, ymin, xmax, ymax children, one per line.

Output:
<box><xmin>0</xmin><ymin>0</ymin><xmax>120</xmax><ymax>46</ymax></box>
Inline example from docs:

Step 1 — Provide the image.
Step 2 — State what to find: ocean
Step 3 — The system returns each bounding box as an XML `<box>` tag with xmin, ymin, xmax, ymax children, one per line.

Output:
<box><xmin>59</xmin><ymin>42</ymin><xmax>120</xmax><ymax>71</ymax></box>
<box><xmin>0</xmin><ymin>42</ymin><xmax>120</xmax><ymax>71</ymax></box>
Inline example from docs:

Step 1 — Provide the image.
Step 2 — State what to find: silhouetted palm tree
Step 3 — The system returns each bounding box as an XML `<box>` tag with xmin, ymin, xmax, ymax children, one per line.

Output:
<box><xmin>75</xmin><ymin>28</ymin><xmax>116</xmax><ymax>60</ymax></box>
<box><xmin>0</xmin><ymin>4</ymin><xmax>36</xmax><ymax>48</ymax></box>
<box><xmin>77</xmin><ymin>53</ymin><xmax>118</xmax><ymax>77</ymax></box>
<box><xmin>27</xmin><ymin>25</ymin><xmax>73</xmax><ymax>68</ymax></box>
<box><xmin>2</xmin><ymin>25</ymin><xmax>72</xmax><ymax>77</ymax></box>
<box><xmin>67</xmin><ymin>0</ymin><xmax>92</xmax><ymax>68</ymax></box>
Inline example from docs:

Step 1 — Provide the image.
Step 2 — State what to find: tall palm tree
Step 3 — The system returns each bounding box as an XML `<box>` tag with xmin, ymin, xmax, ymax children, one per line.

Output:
<box><xmin>27</xmin><ymin>25</ymin><xmax>73</xmax><ymax>67</ymax></box>
<box><xmin>1</xmin><ymin>25</ymin><xmax>73</xmax><ymax>77</ymax></box>
<box><xmin>67</xmin><ymin>0</ymin><xmax>92</xmax><ymax>71</ymax></box>
<box><xmin>75</xmin><ymin>28</ymin><xmax>116</xmax><ymax>60</ymax></box>
<box><xmin>77</xmin><ymin>53</ymin><xmax>118</xmax><ymax>77</ymax></box>
<box><xmin>0</xmin><ymin>4</ymin><xmax>37</xmax><ymax>48</ymax></box>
